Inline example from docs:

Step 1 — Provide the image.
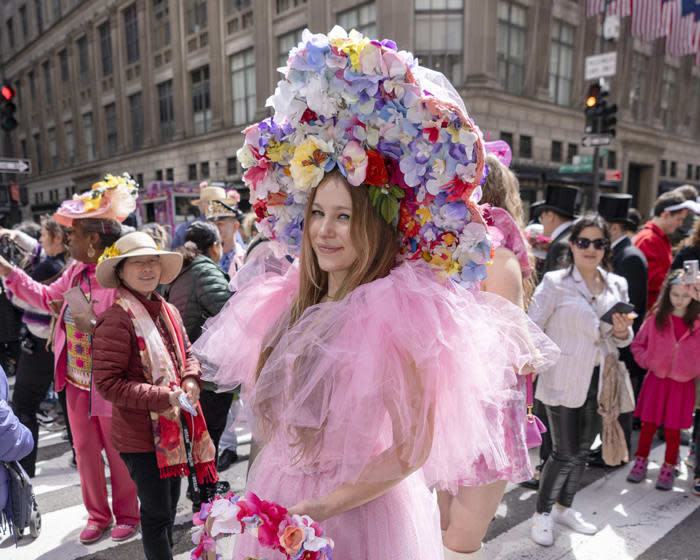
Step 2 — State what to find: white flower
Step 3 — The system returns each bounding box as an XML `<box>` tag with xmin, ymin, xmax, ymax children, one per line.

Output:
<box><xmin>208</xmin><ymin>500</ymin><xmax>242</xmax><ymax>537</ymax></box>
<box><xmin>237</xmin><ymin>145</ymin><xmax>256</xmax><ymax>170</ymax></box>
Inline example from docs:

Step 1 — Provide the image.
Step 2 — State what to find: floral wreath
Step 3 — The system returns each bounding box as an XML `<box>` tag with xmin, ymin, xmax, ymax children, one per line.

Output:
<box><xmin>238</xmin><ymin>27</ymin><xmax>495</xmax><ymax>287</ymax></box>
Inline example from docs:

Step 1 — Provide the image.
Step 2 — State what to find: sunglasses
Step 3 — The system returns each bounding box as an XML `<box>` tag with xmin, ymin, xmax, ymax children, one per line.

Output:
<box><xmin>573</xmin><ymin>237</ymin><xmax>609</xmax><ymax>250</ymax></box>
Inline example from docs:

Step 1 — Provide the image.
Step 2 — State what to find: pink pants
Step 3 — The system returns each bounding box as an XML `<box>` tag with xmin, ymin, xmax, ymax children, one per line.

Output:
<box><xmin>66</xmin><ymin>383</ymin><xmax>140</xmax><ymax>527</ymax></box>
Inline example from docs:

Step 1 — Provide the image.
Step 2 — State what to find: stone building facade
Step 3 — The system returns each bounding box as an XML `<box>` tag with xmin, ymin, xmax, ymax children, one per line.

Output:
<box><xmin>1</xmin><ymin>0</ymin><xmax>699</xmax><ymax>222</ymax></box>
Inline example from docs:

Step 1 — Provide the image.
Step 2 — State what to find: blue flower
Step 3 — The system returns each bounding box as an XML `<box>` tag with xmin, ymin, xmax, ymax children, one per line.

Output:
<box><xmin>461</xmin><ymin>260</ymin><xmax>487</xmax><ymax>285</ymax></box>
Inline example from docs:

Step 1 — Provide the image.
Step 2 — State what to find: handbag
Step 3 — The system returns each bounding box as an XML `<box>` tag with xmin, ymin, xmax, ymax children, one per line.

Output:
<box><xmin>525</xmin><ymin>373</ymin><xmax>547</xmax><ymax>449</ymax></box>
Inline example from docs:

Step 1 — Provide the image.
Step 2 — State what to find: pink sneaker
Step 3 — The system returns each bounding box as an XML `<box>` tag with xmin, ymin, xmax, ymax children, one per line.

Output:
<box><xmin>656</xmin><ymin>463</ymin><xmax>676</xmax><ymax>490</ymax></box>
<box><xmin>79</xmin><ymin>523</ymin><xmax>112</xmax><ymax>544</ymax></box>
<box><xmin>626</xmin><ymin>456</ymin><xmax>648</xmax><ymax>483</ymax></box>
<box><xmin>111</xmin><ymin>523</ymin><xmax>139</xmax><ymax>541</ymax></box>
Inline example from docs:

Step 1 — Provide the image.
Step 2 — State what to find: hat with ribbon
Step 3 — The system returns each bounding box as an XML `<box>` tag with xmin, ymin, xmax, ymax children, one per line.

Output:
<box><xmin>96</xmin><ymin>231</ymin><xmax>183</xmax><ymax>289</ymax></box>
<box><xmin>55</xmin><ymin>173</ymin><xmax>138</xmax><ymax>227</ymax></box>
<box><xmin>238</xmin><ymin>26</ymin><xmax>494</xmax><ymax>287</ymax></box>
<box><xmin>205</xmin><ymin>198</ymin><xmax>244</xmax><ymax>222</ymax></box>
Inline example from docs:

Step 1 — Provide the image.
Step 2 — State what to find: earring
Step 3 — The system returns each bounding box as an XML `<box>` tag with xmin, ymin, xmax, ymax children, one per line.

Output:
<box><xmin>87</xmin><ymin>244</ymin><xmax>95</xmax><ymax>258</ymax></box>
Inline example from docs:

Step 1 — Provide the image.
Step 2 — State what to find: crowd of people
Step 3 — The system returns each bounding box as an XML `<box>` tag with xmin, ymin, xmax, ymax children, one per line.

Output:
<box><xmin>0</xmin><ymin>26</ymin><xmax>699</xmax><ymax>560</ymax></box>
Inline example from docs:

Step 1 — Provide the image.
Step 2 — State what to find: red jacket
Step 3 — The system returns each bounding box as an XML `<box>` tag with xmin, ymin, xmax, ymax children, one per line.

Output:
<box><xmin>92</xmin><ymin>290</ymin><xmax>201</xmax><ymax>453</ymax></box>
<box><xmin>633</xmin><ymin>222</ymin><xmax>671</xmax><ymax>310</ymax></box>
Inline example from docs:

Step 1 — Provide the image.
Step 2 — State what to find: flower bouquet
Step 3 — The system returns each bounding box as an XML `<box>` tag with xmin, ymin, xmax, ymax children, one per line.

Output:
<box><xmin>191</xmin><ymin>491</ymin><xmax>334</xmax><ymax>560</ymax></box>
<box><xmin>525</xmin><ymin>231</ymin><xmax>551</xmax><ymax>261</ymax></box>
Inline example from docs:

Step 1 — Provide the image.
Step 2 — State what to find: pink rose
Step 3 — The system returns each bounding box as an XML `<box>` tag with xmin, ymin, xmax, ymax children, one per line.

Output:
<box><xmin>279</xmin><ymin>525</ymin><xmax>305</xmax><ymax>556</ymax></box>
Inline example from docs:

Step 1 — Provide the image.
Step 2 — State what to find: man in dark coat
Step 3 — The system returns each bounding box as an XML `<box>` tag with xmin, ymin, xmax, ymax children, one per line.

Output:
<box><xmin>599</xmin><ymin>194</ymin><xmax>648</xmax><ymax>458</ymax></box>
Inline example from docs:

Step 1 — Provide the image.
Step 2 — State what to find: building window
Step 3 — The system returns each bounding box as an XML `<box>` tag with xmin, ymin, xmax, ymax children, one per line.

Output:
<box><xmin>19</xmin><ymin>5</ymin><xmax>28</xmax><ymax>39</ymax></box>
<box><xmin>59</xmin><ymin>49</ymin><xmax>69</xmax><ymax>81</ymax></box>
<box><xmin>6</xmin><ymin>18</ymin><xmax>15</xmax><ymax>49</ymax></box>
<box><xmin>165</xmin><ymin>168</ymin><xmax>174</xmax><ymax>181</ymax></box>
<box><xmin>188</xmin><ymin>163</ymin><xmax>197</xmax><ymax>180</ymax></box>
<box><xmin>105</xmin><ymin>103</ymin><xmax>118</xmax><ymax>156</ymax></box>
<box><xmin>65</xmin><ymin>120</ymin><xmax>75</xmax><ymax>165</ymax></box>
<box><xmin>33</xmin><ymin>132</ymin><xmax>42</xmax><ymax>173</ymax></box>
<box><xmin>99</xmin><ymin>21</ymin><xmax>113</xmax><ymax>77</ymax></box>
<box><xmin>519</xmin><ymin>135</ymin><xmax>532</xmax><ymax>159</ymax></box>
<box><xmin>567</xmin><ymin>142</ymin><xmax>577</xmax><ymax>163</ymax></box>
<box><xmin>338</xmin><ymin>2</ymin><xmax>376</xmax><ymax>38</ymax></box>
<box><xmin>670</xmin><ymin>161</ymin><xmax>676</xmax><ymax>178</ymax></box>
<box><xmin>549</xmin><ymin>20</ymin><xmax>574</xmax><ymax>106</ymax></box>
<box><xmin>608</xmin><ymin>150</ymin><xmax>616</xmax><ymax>170</ymax></box>
<box><xmin>201</xmin><ymin>161</ymin><xmax>210</xmax><ymax>178</ymax></box>
<box><xmin>497</xmin><ymin>0</ymin><xmax>526</xmax><ymax>95</ymax></box>
<box><xmin>156</xmin><ymin>169</ymin><xmax>163</xmax><ymax>181</ymax></box>
<box><xmin>42</xmin><ymin>61</ymin><xmax>53</xmax><ymax>106</ymax></box>
<box><xmin>34</xmin><ymin>0</ymin><xmax>43</xmax><ymax>33</ymax></box>
<box><xmin>629</xmin><ymin>52</ymin><xmax>648</xmax><ymax>121</ymax></box>
<box><xmin>414</xmin><ymin>0</ymin><xmax>463</xmax><ymax>86</ymax></box>
<box><xmin>500</xmin><ymin>131</ymin><xmax>513</xmax><ymax>147</ymax></box>
<box><xmin>124</xmin><ymin>4</ymin><xmax>140</xmax><ymax>64</ymax></box>
<box><xmin>84</xmin><ymin>112</ymin><xmax>95</xmax><ymax>161</ymax></box>
<box><xmin>136</xmin><ymin>173</ymin><xmax>144</xmax><ymax>188</ymax></box>
<box><xmin>157</xmin><ymin>80</ymin><xmax>175</xmax><ymax>142</ymax></box>
<box><xmin>129</xmin><ymin>93</ymin><xmax>144</xmax><ymax>150</ymax></box>
<box><xmin>696</xmin><ymin>166</ymin><xmax>700</xmax><ymax>181</ymax></box>
<box><xmin>551</xmin><ymin>140</ymin><xmax>562</xmax><ymax>163</ymax></box>
<box><xmin>152</xmin><ymin>0</ymin><xmax>170</xmax><ymax>51</ymax></box>
<box><xmin>186</xmin><ymin>0</ymin><xmax>207</xmax><ymax>34</ymax></box>
<box><xmin>660</xmin><ymin>65</ymin><xmax>676</xmax><ymax>130</ymax></box>
<box><xmin>227</xmin><ymin>156</ymin><xmax>237</xmax><ymax>176</ymax></box>
<box><xmin>231</xmin><ymin>48</ymin><xmax>256</xmax><ymax>126</ymax></box>
<box><xmin>48</xmin><ymin>127</ymin><xmax>58</xmax><ymax>169</ymax></box>
<box><xmin>687</xmin><ymin>164</ymin><xmax>693</xmax><ymax>180</ymax></box>
<box><xmin>660</xmin><ymin>159</ymin><xmax>667</xmax><ymax>176</ymax></box>
<box><xmin>52</xmin><ymin>0</ymin><xmax>62</xmax><ymax>20</ymax></box>
<box><xmin>278</xmin><ymin>28</ymin><xmax>304</xmax><ymax>68</ymax></box>
<box><xmin>28</xmin><ymin>71</ymin><xmax>36</xmax><ymax>101</ymax></box>
<box><xmin>192</xmin><ymin>65</ymin><xmax>211</xmax><ymax>135</ymax></box>
<box><xmin>275</xmin><ymin>0</ymin><xmax>307</xmax><ymax>14</ymax></box>
<box><xmin>225</xmin><ymin>0</ymin><xmax>253</xmax><ymax>34</ymax></box>
<box><xmin>77</xmin><ymin>35</ymin><xmax>89</xmax><ymax>84</ymax></box>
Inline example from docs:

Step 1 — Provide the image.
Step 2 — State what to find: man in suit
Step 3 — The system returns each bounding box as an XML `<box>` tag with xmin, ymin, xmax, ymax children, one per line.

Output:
<box><xmin>534</xmin><ymin>185</ymin><xmax>583</xmax><ymax>281</ymax></box>
<box><xmin>599</xmin><ymin>193</ymin><xmax>649</xmax><ymax>459</ymax></box>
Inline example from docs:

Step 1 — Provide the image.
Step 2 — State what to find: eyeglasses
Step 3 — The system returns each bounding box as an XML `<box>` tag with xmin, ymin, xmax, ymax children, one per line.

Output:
<box><xmin>573</xmin><ymin>237</ymin><xmax>609</xmax><ymax>250</ymax></box>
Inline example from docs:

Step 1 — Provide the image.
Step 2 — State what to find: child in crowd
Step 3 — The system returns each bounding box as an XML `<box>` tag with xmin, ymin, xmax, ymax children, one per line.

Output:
<box><xmin>627</xmin><ymin>269</ymin><xmax>700</xmax><ymax>490</ymax></box>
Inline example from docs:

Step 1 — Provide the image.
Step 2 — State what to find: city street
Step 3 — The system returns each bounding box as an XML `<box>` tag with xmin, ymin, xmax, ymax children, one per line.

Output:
<box><xmin>3</xmin><ymin>365</ymin><xmax>700</xmax><ymax>560</ymax></box>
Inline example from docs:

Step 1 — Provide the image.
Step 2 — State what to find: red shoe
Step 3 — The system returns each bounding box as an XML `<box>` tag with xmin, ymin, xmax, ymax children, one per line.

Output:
<box><xmin>111</xmin><ymin>523</ymin><xmax>139</xmax><ymax>541</ymax></box>
<box><xmin>79</xmin><ymin>523</ymin><xmax>112</xmax><ymax>544</ymax></box>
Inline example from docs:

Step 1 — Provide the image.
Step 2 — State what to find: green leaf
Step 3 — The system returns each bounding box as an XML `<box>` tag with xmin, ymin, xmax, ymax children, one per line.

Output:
<box><xmin>369</xmin><ymin>185</ymin><xmax>381</xmax><ymax>207</ymax></box>
<box><xmin>391</xmin><ymin>185</ymin><xmax>405</xmax><ymax>199</ymax></box>
<box><xmin>387</xmin><ymin>195</ymin><xmax>400</xmax><ymax>224</ymax></box>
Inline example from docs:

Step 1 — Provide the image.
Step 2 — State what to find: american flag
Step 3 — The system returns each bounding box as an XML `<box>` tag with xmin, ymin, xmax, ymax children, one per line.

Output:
<box><xmin>631</xmin><ymin>0</ymin><xmax>672</xmax><ymax>41</ymax></box>
<box><xmin>607</xmin><ymin>0</ymin><xmax>633</xmax><ymax>16</ymax></box>
<box><xmin>587</xmin><ymin>0</ymin><xmax>606</xmax><ymax>17</ymax></box>
<box><xmin>667</xmin><ymin>0</ymin><xmax>697</xmax><ymax>56</ymax></box>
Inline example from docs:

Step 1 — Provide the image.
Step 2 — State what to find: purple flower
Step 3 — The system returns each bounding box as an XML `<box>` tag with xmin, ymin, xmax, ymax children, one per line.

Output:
<box><xmin>461</xmin><ymin>260</ymin><xmax>487</xmax><ymax>285</ymax></box>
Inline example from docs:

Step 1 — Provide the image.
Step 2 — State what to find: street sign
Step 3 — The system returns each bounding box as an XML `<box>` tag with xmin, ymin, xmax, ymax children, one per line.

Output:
<box><xmin>584</xmin><ymin>52</ymin><xmax>617</xmax><ymax>81</ymax></box>
<box><xmin>0</xmin><ymin>158</ymin><xmax>31</xmax><ymax>174</ymax></box>
<box><xmin>605</xmin><ymin>169</ymin><xmax>622</xmax><ymax>182</ymax></box>
<box><xmin>581</xmin><ymin>134</ymin><xmax>613</xmax><ymax>147</ymax></box>
<box><xmin>573</xmin><ymin>154</ymin><xmax>594</xmax><ymax>166</ymax></box>
<box><xmin>559</xmin><ymin>163</ymin><xmax>592</xmax><ymax>173</ymax></box>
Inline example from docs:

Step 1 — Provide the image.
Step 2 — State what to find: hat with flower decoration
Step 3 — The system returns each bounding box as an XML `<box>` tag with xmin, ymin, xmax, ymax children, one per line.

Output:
<box><xmin>238</xmin><ymin>26</ymin><xmax>495</xmax><ymax>287</ymax></box>
<box><xmin>55</xmin><ymin>173</ymin><xmax>139</xmax><ymax>227</ymax></box>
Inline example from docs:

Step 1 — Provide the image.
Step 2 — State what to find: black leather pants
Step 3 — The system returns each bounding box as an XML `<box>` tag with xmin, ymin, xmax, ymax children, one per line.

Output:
<box><xmin>536</xmin><ymin>368</ymin><xmax>600</xmax><ymax>514</ymax></box>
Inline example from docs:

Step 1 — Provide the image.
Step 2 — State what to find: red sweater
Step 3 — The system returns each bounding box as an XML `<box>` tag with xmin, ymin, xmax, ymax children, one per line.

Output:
<box><xmin>633</xmin><ymin>221</ymin><xmax>671</xmax><ymax>310</ymax></box>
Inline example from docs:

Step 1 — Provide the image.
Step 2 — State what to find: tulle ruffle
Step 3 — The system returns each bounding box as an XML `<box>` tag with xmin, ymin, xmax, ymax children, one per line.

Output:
<box><xmin>193</xmin><ymin>251</ymin><xmax>559</xmax><ymax>493</ymax></box>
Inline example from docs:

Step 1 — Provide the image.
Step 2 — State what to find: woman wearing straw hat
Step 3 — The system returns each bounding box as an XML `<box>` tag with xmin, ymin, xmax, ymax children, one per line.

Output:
<box><xmin>92</xmin><ymin>232</ymin><xmax>218</xmax><ymax>560</ymax></box>
<box><xmin>0</xmin><ymin>174</ymin><xmax>140</xmax><ymax>544</ymax></box>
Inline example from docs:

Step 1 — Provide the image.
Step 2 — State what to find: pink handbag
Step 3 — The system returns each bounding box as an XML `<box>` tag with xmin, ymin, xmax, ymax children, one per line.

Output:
<box><xmin>525</xmin><ymin>373</ymin><xmax>547</xmax><ymax>448</ymax></box>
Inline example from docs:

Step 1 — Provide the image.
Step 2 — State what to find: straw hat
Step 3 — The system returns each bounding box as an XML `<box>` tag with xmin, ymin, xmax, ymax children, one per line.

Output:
<box><xmin>96</xmin><ymin>232</ymin><xmax>183</xmax><ymax>288</ymax></box>
<box><xmin>191</xmin><ymin>185</ymin><xmax>228</xmax><ymax>205</ymax></box>
<box><xmin>205</xmin><ymin>198</ymin><xmax>244</xmax><ymax>222</ymax></box>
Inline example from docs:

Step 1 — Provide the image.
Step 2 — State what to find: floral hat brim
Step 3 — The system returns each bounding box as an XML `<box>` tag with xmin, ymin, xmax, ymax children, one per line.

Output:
<box><xmin>238</xmin><ymin>26</ymin><xmax>494</xmax><ymax>288</ymax></box>
<box><xmin>55</xmin><ymin>173</ymin><xmax>139</xmax><ymax>227</ymax></box>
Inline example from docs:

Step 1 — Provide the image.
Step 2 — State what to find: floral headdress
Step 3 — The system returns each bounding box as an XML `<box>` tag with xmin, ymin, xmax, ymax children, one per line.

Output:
<box><xmin>55</xmin><ymin>173</ymin><xmax>139</xmax><ymax>227</ymax></box>
<box><xmin>239</xmin><ymin>26</ymin><xmax>494</xmax><ymax>287</ymax></box>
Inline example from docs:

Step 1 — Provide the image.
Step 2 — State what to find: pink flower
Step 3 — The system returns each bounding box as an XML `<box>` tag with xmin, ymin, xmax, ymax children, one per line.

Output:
<box><xmin>339</xmin><ymin>141</ymin><xmax>368</xmax><ymax>186</ymax></box>
<box><xmin>279</xmin><ymin>525</ymin><xmax>305</xmax><ymax>556</ymax></box>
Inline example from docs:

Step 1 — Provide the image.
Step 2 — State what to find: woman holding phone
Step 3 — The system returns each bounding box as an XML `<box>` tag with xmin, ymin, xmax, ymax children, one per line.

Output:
<box><xmin>527</xmin><ymin>214</ymin><xmax>634</xmax><ymax>547</ymax></box>
<box><xmin>0</xmin><ymin>175</ymin><xmax>141</xmax><ymax>544</ymax></box>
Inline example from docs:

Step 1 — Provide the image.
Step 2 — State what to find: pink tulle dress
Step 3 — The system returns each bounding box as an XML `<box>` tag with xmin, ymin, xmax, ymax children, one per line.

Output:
<box><xmin>193</xmin><ymin>250</ymin><xmax>559</xmax><ymax>560</ymax></box>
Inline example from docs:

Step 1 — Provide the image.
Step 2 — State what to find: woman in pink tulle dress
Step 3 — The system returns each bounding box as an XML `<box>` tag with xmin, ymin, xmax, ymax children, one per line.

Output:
<box><xmin>193</xmin><ymin>27</ymin><xmax>558</xmax><ymax>560</ymax></box>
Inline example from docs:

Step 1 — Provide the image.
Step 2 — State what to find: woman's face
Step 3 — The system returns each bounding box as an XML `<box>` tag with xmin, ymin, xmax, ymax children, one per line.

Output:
<box><xmin>68</xmin><ymin>220</ymin><xmax>95</xmax><ymax>262</ymax></box>
<box><xmin>119</xmin><ymin>256</ymin><xmax>162</xmax><ymax>297</ymax></box>
<box><xmin>308</xmin><ymin>174</ymin><xmax>358</xmax><ymax>278</ymax></box>
<box><xmin>669</xmin><ymin>283</ymin><xmax>692</xmax><ymax>314</ymax></box>
<box><xmin>570</xmin><ymin>226</ymin><xmax>608</xmax><ymax>270</ymax></box>
<box><xmin>40</xmin><ymin>226</ymin><xmax>64</xmax><ymax>257</ymax></box>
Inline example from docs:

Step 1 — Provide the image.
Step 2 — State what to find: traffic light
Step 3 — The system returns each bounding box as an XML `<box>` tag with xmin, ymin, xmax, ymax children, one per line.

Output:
<box><xmin>583</xmin><ymin>80</ymin><xmax>617</xmax><ymax>137</ymax></box>
<box><xmin>600</xmin><ymin>102</ymin><xmax>618</xmax><ymax>137</ymax></box>
<box><xmin>0</xmin><ymin>85</ymin><xmax>18</xmax><ymax>132</ymax></box>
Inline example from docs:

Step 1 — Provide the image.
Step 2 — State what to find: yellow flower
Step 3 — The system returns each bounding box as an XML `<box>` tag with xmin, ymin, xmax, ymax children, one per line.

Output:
<box><xmin>266</xmin><ymin>141</ymin><xmax>293</xmax><ymax>163</ymax></box>
<box><xmin>98</xmin><ymin>243</ymin><xmax>120</xmax><ymax>264</ymax></box>
<box><xmin>83</xmin><ymin>196</ymin><xmax>102</xmax><ymax>211</ymax></box>
<box><xmin>339</xmin><ymin>36</ymin><xmax>370</xmax><ymax>72</ymax></box>
<box><xmin>443</xmin><ymin>233</ymin><xmax>456</xmax><ymax>246</ymax></box>
<box><xmin>416</xmin><ymin>207</ymin><xmax>431</xmax><ymax>226</ymax></box>
<box><xmin>290</xmin><ymin>137</ymin><xmax>332</xmax><ymax>191</ymax></box>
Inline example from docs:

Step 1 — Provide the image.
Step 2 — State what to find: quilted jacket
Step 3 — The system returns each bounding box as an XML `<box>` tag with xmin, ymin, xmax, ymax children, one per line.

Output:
<box><xmin>92</xmin><ymin>289</ymin><xmax>201</xmax><ymax>452</ymax></box>
<box><xmin>164</xmin><ymin>254</ymin><xmax>232</xmax><ymax>343</ymax></box>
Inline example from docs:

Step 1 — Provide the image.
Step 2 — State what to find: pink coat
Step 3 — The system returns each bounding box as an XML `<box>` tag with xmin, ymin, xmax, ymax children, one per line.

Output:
<box><xmin>4</xmin><ymin>261</ymin><xmax>116</xmax><ymax>415</ymax></box>
<box><xmin>631</xmin><ymin>313</ymin><xmax>700</xmax><ymax>383</ymax></box>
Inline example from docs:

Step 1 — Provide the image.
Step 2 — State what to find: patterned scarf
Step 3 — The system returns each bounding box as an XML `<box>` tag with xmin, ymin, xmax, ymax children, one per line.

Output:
<box><xmin>115</xmin><ymin>287</ymin><xmax>218</xmax><ymax>484</ymax></box>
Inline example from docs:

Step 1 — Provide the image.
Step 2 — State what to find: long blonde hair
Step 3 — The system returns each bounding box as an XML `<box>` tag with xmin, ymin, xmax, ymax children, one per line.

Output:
<box><xmin>253</xmin><ymin>170</ymin><xmax>400</xmax><ymax>462</ymax></box>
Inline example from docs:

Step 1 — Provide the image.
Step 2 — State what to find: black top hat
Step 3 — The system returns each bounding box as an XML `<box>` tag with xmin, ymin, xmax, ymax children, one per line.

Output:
<box><xmin>532</xmin><ymin>185</ymin><xmax>582</xmax><ymax>219</ymax></box>
<box><xmin>598</xmin><ymin>193</ymin><xmax>635</xmax><ymax>227</ymax></box>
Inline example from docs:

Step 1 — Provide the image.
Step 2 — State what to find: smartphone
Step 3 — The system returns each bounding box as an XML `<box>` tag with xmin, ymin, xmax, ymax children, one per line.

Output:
<box><xmin>600</xmin><ymin>301</ymin><xmax>636</xmax><ymax>324</ymax></box>
<box><xmin>683</xmin><ymin>260</ymin><xmax>699</xmax><ymax>285</ymax></box>
<box><xmin>62</xmin><ymin>286</ymin><xmax>90</xmax><ymax>316</ymax></box>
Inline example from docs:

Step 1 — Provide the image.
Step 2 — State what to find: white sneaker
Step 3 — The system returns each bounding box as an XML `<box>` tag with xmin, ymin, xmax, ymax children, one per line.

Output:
<box><xmin>551</xmin><ymin>507</ymin><xmax>598</xmax><ymax>535</ymax></box>
<box><xmin>530</xmin><ymin>512</ymin><xmax>554</xmax><ymax>546</ymax></box>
